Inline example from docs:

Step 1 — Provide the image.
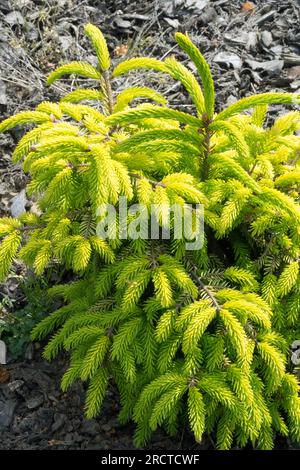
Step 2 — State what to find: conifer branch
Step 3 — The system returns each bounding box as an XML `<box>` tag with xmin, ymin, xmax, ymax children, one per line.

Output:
<box><xmin>128</xmin><ymin>173</ymin><xmax>166</xmax><ymax>188</ymax></box>
<box><xmin>200</xmin><ymin>113</ymin><xmax>213</xmax><ymax>181</ymax></box>
<box><xmin>102</xmin><ymin>70</ymin><xmax>114</xmax><ymax>115</ymax></box>
<box><xmin>0</xmin><ymin>224</ymin><xmax>45</xmax><ymax>239</ymax></box>
<box><xmin>189</xmin><ymin>263</ymin><xmax>221</xmax><ymax>313</ymax></box>
<box><xmin>66</xmin><ymin>163</ymin><xmax>166</xmax><ymax>188</ymax></box>
<box><xmin>18</xmin><ymin>224</ymin><xmax>44</xmax><ymax>232</ymax></box>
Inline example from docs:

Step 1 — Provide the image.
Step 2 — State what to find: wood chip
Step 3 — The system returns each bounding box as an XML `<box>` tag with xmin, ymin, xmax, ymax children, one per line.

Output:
<box><xmin>114</xmin><ymin>44</ymin><xmax>129</xmax><ymax>57</ymax></box>
<box><xmin>0</xmin><ymin>366</ymin><xmax>10</xmax><ymax>384</ymax></box>
<box><xmin>241</xmin><ymin>2</ymin><xmax>255</xmax><ymax>11</ymax></box>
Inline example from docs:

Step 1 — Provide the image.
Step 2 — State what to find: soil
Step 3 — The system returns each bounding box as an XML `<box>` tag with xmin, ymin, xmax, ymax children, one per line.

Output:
<box><xmin>0</xmin><ymin>0</ymin><xmax>300</xmax><ymax>450</ymax></box>
<box><xmin>0</xmin><ymin>354</ymin><xmax>212</xmax><ymax>450</ymax></box>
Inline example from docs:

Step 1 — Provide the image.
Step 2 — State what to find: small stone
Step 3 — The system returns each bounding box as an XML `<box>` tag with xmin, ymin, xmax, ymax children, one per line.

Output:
<box><xmin>114</xmin><ymin>17</ymin><xmax>132</xmax><ymax>29</ymax></box>
<box><xmin>246</xmin><ymin>59</ymin><xmax>284</xmax><ymax>75</ymax></box>
<box><xmin>48</xmin><ymin>393</ymin><xmax>59</xmax><ymax>402</ymax></box>
<box><xmin>213</xmin><ymin>52</ymin><xmax>242</xmax><ymax>69</ymax></box>
<box><xmin>17</xmin><ymin>0</ymin><xmax>31</xmax><ymax>6</ymax></box>
<box><xmin>10</xmin><ymin>189</ymin><xmax>27</xmax><ymax>217</ymax></box>
<box><xmin>0</xmin><ymin>80</ymin><xmax>7</xmax><ymax>106</ymax></box>
<box><xmin>0</xmin><ymin>399</ymin><xmax>16</xmax><ymax>427</ymax></box>
<box><xmin>55</xmin><ymin>20</ymin><xmax>71</xmax><ymax>35</ymax></box>
<box><xmin>198</xmin><ymin>5</ymin><xmax>216</xmax><ymax>23</ymax></box>
<box><xmin>59</xmin><ymin>35</ymin><xmax>73</xmax><ymax>52</ymax></box>
<box><xmin>57</xmin><ymin>0</ymin><xmax>70</xmax><ymax>6</ymax></box>
<box><xmin>287</xmin><ymin>66</ymin><xmax>300</xmax><ymax>80</ymax></box>
<box><xmin>225</xmin><ymin>95</ymin><xmax>237</xmax><ymax>107</ymax></box>
<box><xmin>164</xmin><ymin>17</ymin><xmax>179</xmax><ymax>28</ymax></box>
<box><xmin>51</xmin><ymin>413</ymin><xmax>66</xmax><ymax>432</ymax></box>
<box><xmin>64</xmin><ymin>433</ymin><xmax>74</xmax><ymax>444</ymax></box>
<box><xmin>81</xmin><ymin>419</ymin><xmax>100</xmax><ymax>436</ymax></box>
<box><xmin>270</xmin><ymin>45</ymin><xmax>283</xmax><ymax>56</ymax></box>
<box><xmin>34</xmin><ymin>407</ymin><xmax>53</xmax><ymax>431</ymax></box>
<box><xmin>261</xmin><ymin>31</ymin><xmax>272</xmax><ymax>48</ymax></box>
<box><xmin>7</xmin><ymin>380</ymin><xmax>24</xmax><ymax>393</ymax></box>
<box><xmin>4</xmin><ymin>11</ymin><xmax>24</xmax><ymax>25</ymax></box>
<box><xmin>30</xmin><ymin>202</ymin><xmax>42</xmax><ymax>216</ymax></box>
<box><xmin>246</xmin><ymin>32</ymin><xmax>258</xmax><ymax>51</ymax></box>
<box><xmin>0</xmin><ymin>340</ymin><xmax>7</xmax><ymax>365</ymax></box>
<box><xmin>100</xmin><ymin>423</ymin><xmax>112</xmax><ymax>432</ymax></box>
<box><xmin>65</xmin><ymin>422</ymin><xmax>74</xmax><ymax>432</ymax></box>
<box><xmin>71</xmin><ymin>432</ymin><xmax>83</xmax><ymax>443</ymax></box>
<box><xmin>26</xmin><ymin>395</ymin><xmax>44</xmax><ymax>410</ymax></box>
<box><xmin>224</xmin><ymin>31</ymin><xmax>249</xmax><ymax>46</ymax></box>
<box><xmin>186</xmin><ymin>0</ymin><xmax>209</xmax><ymax>10</ymax></box>
<box><xmin>25</xmin><ymin>22</ymin><xmax>39</xmax><ymax>41</ymax></box>
<box><xmin>290</xmin><ymin>80</ymin><xmax>300</xmax><ymax>90</ymax></box>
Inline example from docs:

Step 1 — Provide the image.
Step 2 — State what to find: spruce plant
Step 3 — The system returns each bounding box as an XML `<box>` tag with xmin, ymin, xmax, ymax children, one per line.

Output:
<box><xmin>0</xmin><ymin>24</ymin><xmax>299</xmax><ymax>449</ymax></box>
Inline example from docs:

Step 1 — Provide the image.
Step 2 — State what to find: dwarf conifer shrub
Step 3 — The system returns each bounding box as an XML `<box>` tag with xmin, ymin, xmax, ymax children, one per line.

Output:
<box><xmin>0</xmin><ymin>25</ymin><xmax>300</xmax><ymax>449</ymax></box>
